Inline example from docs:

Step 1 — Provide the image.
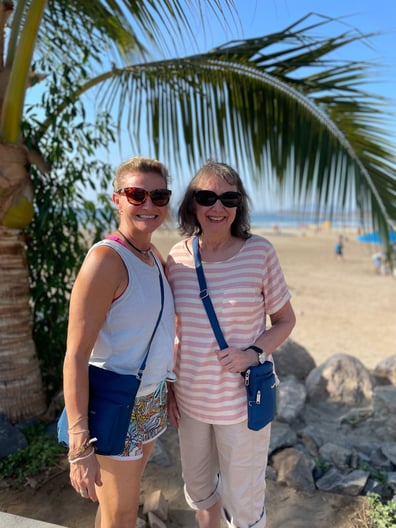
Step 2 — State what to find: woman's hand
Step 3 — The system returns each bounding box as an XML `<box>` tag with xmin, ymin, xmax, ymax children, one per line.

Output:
<box><xmin>69</xmin><ymin>451</ymin><xmax>102</xmax><ymax>502</ymax></box>
<box><xmin>216</xmin><ymin>347</ymin><xmax>256</xmax><ymax>374</ymax></box>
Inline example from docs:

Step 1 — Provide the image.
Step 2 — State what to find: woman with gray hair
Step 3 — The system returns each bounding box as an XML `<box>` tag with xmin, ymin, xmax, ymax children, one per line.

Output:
<box><xmin>166</xmin><ymin>160</ymin><xmax>295</xmax><ymax>528</ymax></box>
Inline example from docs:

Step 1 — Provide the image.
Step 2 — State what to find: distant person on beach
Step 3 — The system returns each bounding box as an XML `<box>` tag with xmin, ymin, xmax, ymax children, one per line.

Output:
<box><xmin>372</xmin><ymin>252</ymin><xmax>383</xmax><ymax>274</ymax></box>
<box><xmin>334</xmin><ymin>235</ymin><xmax>344</xmax><ymax>260</ymax></box>
<box><xmin>372</xmin><ymin>251</ymin><xmax>391</xmax><ymax>275</ymax></box>
<box><xmin>166</xmin><ymin>161</ymin><xmax>296</xmax><ymax>528</ymax></box>
<box><xmin>62</xmin><ymin>156</ymin><xmax>175</xmax><ymax>526</ymax></box>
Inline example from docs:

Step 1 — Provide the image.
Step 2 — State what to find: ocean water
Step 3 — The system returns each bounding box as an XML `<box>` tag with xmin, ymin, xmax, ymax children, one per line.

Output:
<box><xmin>250</xmin><ymin>211</ymin><xmax>360</xmax><ymax>230</ymax></box>
<box><xmin>85</xmin><ymin>207</ymin><xmax>360</xmax><ymax>231</ymax></box>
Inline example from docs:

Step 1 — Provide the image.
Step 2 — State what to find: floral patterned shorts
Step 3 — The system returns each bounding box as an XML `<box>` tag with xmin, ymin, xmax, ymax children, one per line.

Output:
<box><xmin>111</xmin><ymin>382</ymin><xmax>168</xmax><ymax>460</ymax></box>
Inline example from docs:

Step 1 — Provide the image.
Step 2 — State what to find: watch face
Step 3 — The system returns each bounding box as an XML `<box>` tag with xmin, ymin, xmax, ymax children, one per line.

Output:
<box><xmin>258</xmin><ymin>353</ymin><xmax>266</xmax><ymax>364</ymax></box>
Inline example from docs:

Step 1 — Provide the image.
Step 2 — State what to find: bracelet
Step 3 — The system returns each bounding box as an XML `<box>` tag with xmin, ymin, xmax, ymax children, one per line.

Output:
<box><xmin>68</xmin><ymin>437</ymin><xmax>97</xmax><ymax>460</ymax></box>
<box><xmin>69</xmin><ymin>448</ymin><xmax>95</xmax><ymax>464</ymax></box>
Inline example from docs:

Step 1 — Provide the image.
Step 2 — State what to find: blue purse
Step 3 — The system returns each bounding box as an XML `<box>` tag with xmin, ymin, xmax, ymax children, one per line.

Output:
<box><xmin>242</xmin><ymin>360</ymin><xmax>277</xmax><ymax>431</ymax></box>
<box><xmin>58</xmin><ymin>366</ymin><xmax>141</xmax><ymax>455</ymax></box>
<box><xmin>58</xmin><ymin>257</ymin><xmax>164</xmax><ymax>455</ymax></box>
<box><xmin>192</xmin><ymin>236</ymin><xmax>276</xmax><ymax>430</ymax></box>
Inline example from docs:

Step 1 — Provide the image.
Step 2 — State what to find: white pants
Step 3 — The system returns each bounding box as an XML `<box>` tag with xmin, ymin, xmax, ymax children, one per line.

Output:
<box><xmin>178</xmin><ymin>410</ymin><xmax>271</xmax><ymax>528</ymax></box>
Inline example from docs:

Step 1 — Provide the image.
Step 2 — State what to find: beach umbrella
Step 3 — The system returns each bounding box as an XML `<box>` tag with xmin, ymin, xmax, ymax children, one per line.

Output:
<box><xmin>357</xmin><ymin>231</ymin><xmax>396</xmax><ymax>244</ymax></box>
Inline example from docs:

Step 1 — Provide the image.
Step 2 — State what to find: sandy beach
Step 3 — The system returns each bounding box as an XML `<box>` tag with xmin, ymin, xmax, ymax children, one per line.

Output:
<box><xmin>1</xmin><ymin>225</ymin><xmax>395</xmax><ymax>527</ymax></box>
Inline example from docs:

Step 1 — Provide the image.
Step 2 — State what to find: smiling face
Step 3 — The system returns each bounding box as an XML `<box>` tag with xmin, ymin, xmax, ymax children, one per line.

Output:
<box><xmin>113</xmin><ymin>170</ymin><xmax>169</xmax><ymax>236</ymax></box>
<box><xmin>194</xmin><ymin>173</ymin><xmax>238</xmax><ymax>237</ymax></box>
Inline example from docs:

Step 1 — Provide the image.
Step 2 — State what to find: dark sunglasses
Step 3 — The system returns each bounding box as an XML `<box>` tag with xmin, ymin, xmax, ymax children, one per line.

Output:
<box><xmin>194</xmin><ymin>190</ymin><xmax>242</xmax><ymax>208</ymax></box>
<box><xmin>117</xmin><ymin>187</ymin><xmax>172</xmax><ymax>206</ymax></box>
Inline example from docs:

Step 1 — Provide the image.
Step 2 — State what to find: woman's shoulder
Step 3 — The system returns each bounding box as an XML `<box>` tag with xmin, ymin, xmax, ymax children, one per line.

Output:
<box><xmin>168</xmin><ymin>237</ymin><xmax>190</xmax><ymax>256</ymax></box>
<box><xmin>166</xmin><ymin>238</ymin><xmax>192</xmax><ymax>274</ymax></box>
<box><xmin>85</xmin><ymin>238</ymin><xmax>131</xmax><ymax>271</ymax></box>
<box><xmin>77</xmin><ymin>240</ymin><xmax>126</xmax><ymax>286</ymax></box>
<box><xmin>245</xmin><ymin>233</ymin><xmax>275</xmax><ymax>252</ymax></box>
<box><xmin>89</xmin><ymin>238</ymin><xmax>130</xmax><ymax>257</ymax></box>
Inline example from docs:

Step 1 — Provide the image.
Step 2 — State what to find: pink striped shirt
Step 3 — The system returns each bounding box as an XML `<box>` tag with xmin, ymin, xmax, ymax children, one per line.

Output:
<box><xmin>166</xmin><ymin>235</ymin><xmax>291</xmax><ymax>424</ymax></box>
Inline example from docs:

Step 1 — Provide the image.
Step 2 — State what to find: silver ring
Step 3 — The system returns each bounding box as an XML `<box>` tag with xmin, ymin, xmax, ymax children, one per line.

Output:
<box><xmin>80</xmin><ymin>489</ymin><xmax>87</xmax><ymax>496</ymax></box>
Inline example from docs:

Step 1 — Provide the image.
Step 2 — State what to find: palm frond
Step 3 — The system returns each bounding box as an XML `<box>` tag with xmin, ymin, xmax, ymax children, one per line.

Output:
<box><xmin>36</xmin><ymin>0</ymin><xmax>237</xmax><ymax>65</ymax></box>
<box><xmin>35</xmin><ymin>13</ymin><xmax>396</xmax><ymax>241</ymax></box>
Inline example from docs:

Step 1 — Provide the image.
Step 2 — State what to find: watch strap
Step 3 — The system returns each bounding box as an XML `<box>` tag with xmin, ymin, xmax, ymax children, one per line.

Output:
<box><xmin>246</xmin><ymin>345</ymin><xmax>263</xmax><ymax>355</ymax></box>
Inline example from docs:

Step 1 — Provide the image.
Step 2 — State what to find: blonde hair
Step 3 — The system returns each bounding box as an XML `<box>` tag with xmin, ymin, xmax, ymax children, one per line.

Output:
<box><xmin>113</xmin><ymin>156</ymin><xmax>169</xmax><ymax>191</ymax></box>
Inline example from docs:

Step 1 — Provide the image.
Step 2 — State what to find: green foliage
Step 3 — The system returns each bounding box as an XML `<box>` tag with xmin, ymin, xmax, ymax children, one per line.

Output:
<box><xmin>357</xmin><ymin>461</ymin><xmax>388</xmax><ymax>485</ymax></box>
<box><xmin>313</xmin><ymin>457</ymin><xmax>332</xmax><ymax>472</ymax></box>
<box><xmin>24</xmin><ymin>58</ymin><xmax>118</xmax><ymax>397</ymax></box>
<box><xmin>0</xmin><ymin>421</ymin><xmax>64</xmax><ymax>483</ymax></box>
<box><xmin>367</xmin><ymin>493</ymin><xmax>396</xmax><ymax>528</ymax></box>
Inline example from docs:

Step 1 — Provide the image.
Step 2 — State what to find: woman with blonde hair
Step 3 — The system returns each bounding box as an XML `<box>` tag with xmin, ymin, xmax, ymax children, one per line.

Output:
<box><xmin>63</xmin><ymin>156</ymin><xmax>175</xmax><ymax>527</ymax></box>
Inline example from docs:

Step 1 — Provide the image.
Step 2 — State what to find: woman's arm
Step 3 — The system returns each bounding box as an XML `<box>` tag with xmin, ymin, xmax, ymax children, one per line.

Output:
<box><xmin>217</xmin><ymin>301</ymin><xmax>296</xmax><ymax>373</ymax></box>
<box><xmin>63</xmin><ymin>245</ymin><xmax>126</xmax><ymax>500</ymax></box>
<box><xmin>252</xmin><ymin>301</ymin><xmax>296</xmax><ymax>360</ymax></box>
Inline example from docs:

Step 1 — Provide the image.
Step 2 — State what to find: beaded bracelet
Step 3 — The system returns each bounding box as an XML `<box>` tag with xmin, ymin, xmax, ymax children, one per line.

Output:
<box><xmin>69</xmin><ymin>448</ymin><xmax>95</xmax><ymax>464</ymax></box>
<box><xmin>68</xmin><ymin>437</ymin><xmax>97</xmax><ymax>460</ymax></box>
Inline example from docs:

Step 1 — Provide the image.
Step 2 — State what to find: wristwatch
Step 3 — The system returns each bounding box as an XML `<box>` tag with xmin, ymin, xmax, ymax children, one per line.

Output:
<box><xmin>247</xmin><ymin>345</ymin><xmax>266</xmax><ymax>365</ymax></box>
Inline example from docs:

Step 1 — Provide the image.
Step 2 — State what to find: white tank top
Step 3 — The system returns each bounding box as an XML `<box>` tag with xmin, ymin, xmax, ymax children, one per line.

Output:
<box><xmin>88</xmin><ymin>239</ymin><xmax>175</xmax><ymax>393</ymax></box>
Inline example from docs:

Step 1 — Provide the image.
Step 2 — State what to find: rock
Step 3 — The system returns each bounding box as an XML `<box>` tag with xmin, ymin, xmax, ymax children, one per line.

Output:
<box><xmin>316</xmin><ymin>468</ymin><xmax>370</xmax><ymax>496</ymax></box>
<box><xmin>374</xmin><ymin>355</ymin><xmax>396</xmax><ymax>385</ymax></box>
<box><xmin>305</xmin><ymin>354</ymin><xmax>374</xmax><ymax>404</ymax></box>
<box><xmin>273</xmin><ymin>339</ymin><xmax>316</xmax><ymax>381</ymax></box>
<box><xmin>265</xmin><ymin>350</ymin><xmax>396</xmax><ymax>505</ymax></box>
<box><xmin>143</xmin><ymin>490</ymin><xmax>168</xmax><ymax>522</ymax></box>
<box><xmin>0</xmin><ymin>413</ymin><xmax>28</xmax><ymax>459</ymax></box>
<box><xmin>272</xmin><ymin>447</ymin><xmax>316</xmax><ymax>493</ymax></box>
<box><xmin>149</xmin><ymin>438</ymin><xmax>173</xmax><ymax>466</ymax></box>
<box><xmin>381</xmin><ymin>444</ymin><xmax>396</xmax><ymax>466</ymax></box>
<box><xmin>3</xmin><ymin>345</ymin><xmax>396</xmax><ymax>510</ymax></box>
<box><xmin>277</xmin><ymin>376</ymin><xmax>306</xmax><ymax>422</ymax></box>
<box><xmin>147</xmin><ymin>511</ymin><xmax>167</xmax><ymax>528</ymax></box>
<box><xmin>319</xmin><ymin>443</ymin><xmax>352</xmax><ymax>469</ymax></box>
<box><xmin>388</xmin><ymin>472</ymin><xmax>396</xmax><ymax>492</ymax></box>
<box><xmin>373</xmin><ymin>386</ymin><xmax>396</xmax><ymax>430</ymax></box>
<box><xmin>269</xmin><ymin>421</ymin><xmax>298</xmax><ymax>455</ymax></box>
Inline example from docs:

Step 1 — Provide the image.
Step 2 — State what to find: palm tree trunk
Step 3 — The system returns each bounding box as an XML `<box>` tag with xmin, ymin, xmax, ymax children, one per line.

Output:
<box><xmin>0</xmin><ymin>143</ymin><xmax>46</xmax><ymax>423</ymax></box>
<box><xmin>0</xmin><ymin>227</ymin><xmax>47</xmax><ymax>423</ymax></box>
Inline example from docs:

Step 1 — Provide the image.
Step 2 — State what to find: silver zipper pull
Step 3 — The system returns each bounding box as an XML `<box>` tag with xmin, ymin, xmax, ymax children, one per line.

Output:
<box><xmin>244</xmin><ymin>369</ymin><xmax>250</xmax><ymax>386</ymax></box>
<box><xmin>256</xmin><ymin>390</ymin><xmax>261</xmax><ymax>404</ymax></box>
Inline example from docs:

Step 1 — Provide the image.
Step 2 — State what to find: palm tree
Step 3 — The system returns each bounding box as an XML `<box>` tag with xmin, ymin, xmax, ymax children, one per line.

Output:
<box><xmin>1</xmin><ymin>2</ymin><xmax>395</xmax><ymax>422</ymax></box>
<box><xmin>0</xmin><ymin>0</ymin><xmax>235</xmax><ymax>422</ymax></box>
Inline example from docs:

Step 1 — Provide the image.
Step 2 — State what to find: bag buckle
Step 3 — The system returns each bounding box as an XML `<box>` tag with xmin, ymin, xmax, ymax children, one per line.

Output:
<box><xmin>199</xmin><ymin>289</ymin><xmax>209</xmax><ymax>299</ymax></box>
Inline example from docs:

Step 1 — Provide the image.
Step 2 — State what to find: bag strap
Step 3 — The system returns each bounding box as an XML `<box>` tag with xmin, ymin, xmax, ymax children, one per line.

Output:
<box><xmin>192</xmin><ymin>236</ymin><xmax>228</xmax><ymax>350</ymax></box>
<box><xmin>137</xmin><ymin>255</ymin><xmax>165</xmax><ymax>378</ymax></box>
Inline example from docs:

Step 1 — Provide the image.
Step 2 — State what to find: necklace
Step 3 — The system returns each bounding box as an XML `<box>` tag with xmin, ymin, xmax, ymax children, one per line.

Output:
<box><xmin>117</xmin><ymin>229</ymin><xmax>152</xmax><ymax>260</ymax></box>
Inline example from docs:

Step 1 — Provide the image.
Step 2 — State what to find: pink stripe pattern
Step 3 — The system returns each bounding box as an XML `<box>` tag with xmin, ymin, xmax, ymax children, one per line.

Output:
<box><xmin>166</xmin><ymin>235</ymin><xmax>291</xmax><ymax>424</ymax></box>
